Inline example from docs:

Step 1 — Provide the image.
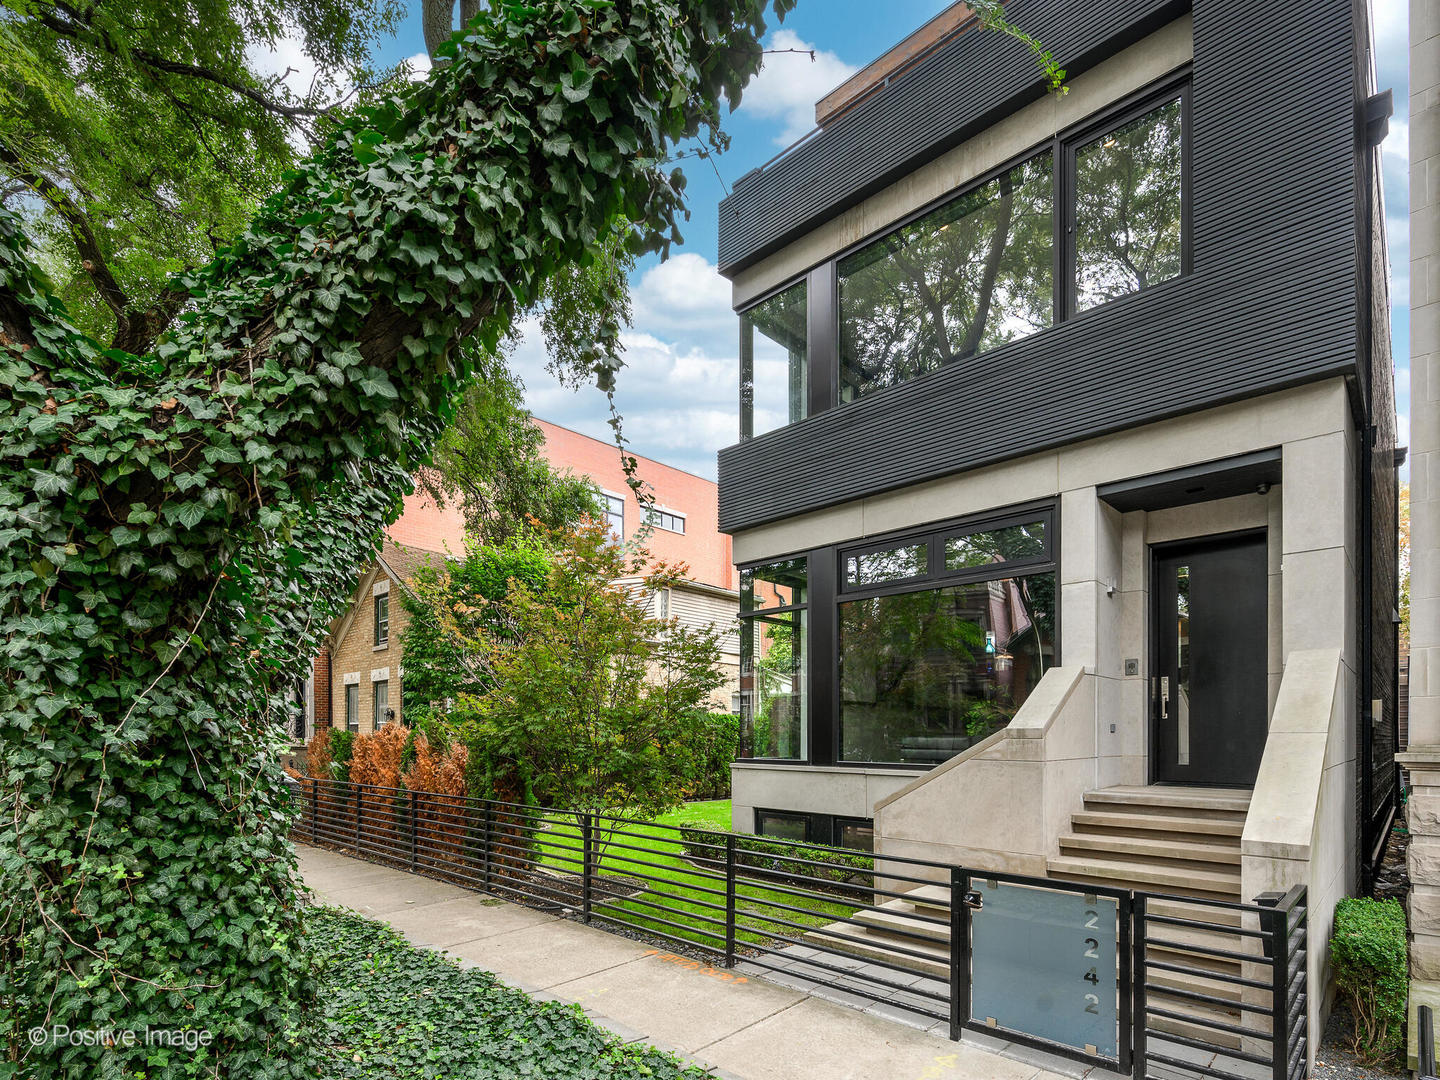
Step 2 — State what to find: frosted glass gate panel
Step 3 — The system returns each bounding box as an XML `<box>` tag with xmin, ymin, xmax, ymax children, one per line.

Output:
<box><xmin>969</xmin><ymin>878</ymin><xmax>1120</xmax><ymax>1059</ymax></box>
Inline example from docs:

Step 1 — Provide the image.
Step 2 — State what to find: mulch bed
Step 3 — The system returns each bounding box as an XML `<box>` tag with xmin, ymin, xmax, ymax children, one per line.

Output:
<box><xmin>1312</xmin><ymin>1000</ymin><xmax>1405</xmax><ymax>1080</ymax></box>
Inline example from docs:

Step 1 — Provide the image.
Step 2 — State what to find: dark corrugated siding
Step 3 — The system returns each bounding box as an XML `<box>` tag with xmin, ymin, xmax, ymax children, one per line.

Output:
<box><xmin>716</xmin><ymin>0</ymin><xmax>1360</xmax><ymax>534</ymax></box>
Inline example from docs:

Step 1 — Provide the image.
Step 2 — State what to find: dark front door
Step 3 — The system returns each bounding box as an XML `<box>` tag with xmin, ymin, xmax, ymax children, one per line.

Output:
<box><xmin>1151</xmin><ymin>532</ymin><xmax>1268</xmax><ymax>786</ymax></box>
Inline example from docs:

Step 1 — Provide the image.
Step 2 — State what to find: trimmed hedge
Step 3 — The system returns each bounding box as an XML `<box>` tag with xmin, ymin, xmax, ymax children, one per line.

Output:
<box><xmin>691</xmin><ymin>713</ymin><xmax>739</xmax><ymax>800</ymax></box>
<box><xmin>1330</xmin><ymin>896</ymin><xmax>1408</xmax><ymax>1062</ymax></box>
<box><xmin>672</xmin><ymin>821</ymin><xmax>873</xmax><ymax>895</ymax></box>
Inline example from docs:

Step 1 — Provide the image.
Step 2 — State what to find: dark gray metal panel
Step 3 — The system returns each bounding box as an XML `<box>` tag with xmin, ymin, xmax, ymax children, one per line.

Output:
<box><xmin>718</xmin><ymin>0</ymin><xmax>1189</xmax><ymax>274</ymax></box>
<box><xmin>716</xmin><ymin>0</ymin><xmax>1361</xmax><ymax>534</ymax></box>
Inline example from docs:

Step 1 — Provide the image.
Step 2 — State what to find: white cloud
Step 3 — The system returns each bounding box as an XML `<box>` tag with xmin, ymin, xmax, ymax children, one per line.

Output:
<box><xmin>405</xmin><ymin>52</ymin><xmax>433</xmax><ymax>82</ymax></box>
<box><xmin>738</xmin><ymin>29</ymin><xmax>859</xmax><ymax>147</ymax></box>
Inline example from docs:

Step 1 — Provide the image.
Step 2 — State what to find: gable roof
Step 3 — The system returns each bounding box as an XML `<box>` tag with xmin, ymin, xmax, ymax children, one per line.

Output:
<box><xmin>328</xmin><ymin>541</ymin><xmax>452</xmax><ymax>649</ymax></box>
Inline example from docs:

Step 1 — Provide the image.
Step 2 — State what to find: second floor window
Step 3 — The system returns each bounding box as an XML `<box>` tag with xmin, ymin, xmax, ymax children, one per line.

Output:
<box><xmin>839</xmin><ymin>153</ymin><xmax>1054</xmax><ymax>405</ymax></box>
<box><xmin>1071</xmin><ymin>94</ymin><xmax>1186</xmax><ymax>313</ymax></box>
<box><xmin>644</xmin><ymin>506</ymin><xmax>686</xmax><ymax>534</ymax></box>
<box><xmin>740</xmin><ymin>280</ymin><xmax>807</xmax><ymax>439</ymax></box>
<box><xmin>374</xmin><ymin>594</ymin><xmax>389</xmax><ymax>647</ymax></box>
<box><xmin>603</xmin><ymin>492</ymin><xmax>625</xmax><ymax>540</ymax></box>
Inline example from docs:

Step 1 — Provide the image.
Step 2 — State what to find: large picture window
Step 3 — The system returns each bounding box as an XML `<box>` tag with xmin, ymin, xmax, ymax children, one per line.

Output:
<box><xmin>837</xmin><ymin>515</ymin><xmax>1054</xmax><ymax>766</ymax></box>
<box><xmin>839</xmin><ymin>153</ymin><xmax>1053</xmax><ymax>404</ymax></box>
<box><xmin>740</xmin><ymin>281</ymin><xmax>808</xmax><ymax>439</ymax></box>
<box><xmin>738</xmin><ymin>557</ymin><xmax>808</xmax><ymax>760</ymax></box>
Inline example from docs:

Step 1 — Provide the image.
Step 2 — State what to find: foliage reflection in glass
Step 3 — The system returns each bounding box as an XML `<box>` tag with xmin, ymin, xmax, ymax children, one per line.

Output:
<box><xmin>845</xmin><ymin>543</ymin><xmax>927</xmax><ymax>586</ymax></box>
<box><xmin>838</xmin><ymin>154</ymin><xmax>1053</xmax><ymax>404</ymax></box>
<box><xmin>838</xmin><ymin>575</ymin><xmax>1054</xmax><ymax>764</ymax></box>
<box><xmin>944</xmin><ymin>519</ymin><xmax>1047</xmax><ymax>571</ymax></box>
<box><xmin>740</xmin><ymin>281</ymin><xmax>808</xmax><ymax>438</ymax></box>
<box><xmin>741</xmin><ymin>610</ymin><xmax>807</xmax><ymax>760</ymax></box>
<box><xmin>1074</xmin><ymin>98</ymin><xmax>1184</xmax><ymax>311</ymax></box>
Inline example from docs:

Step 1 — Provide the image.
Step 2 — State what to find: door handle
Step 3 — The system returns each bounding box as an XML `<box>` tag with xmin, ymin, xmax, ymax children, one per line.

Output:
<box><xmin>1154</xmin><ymin>675</ymin><xmax>1170</xmax><ymax>720</ymax></box>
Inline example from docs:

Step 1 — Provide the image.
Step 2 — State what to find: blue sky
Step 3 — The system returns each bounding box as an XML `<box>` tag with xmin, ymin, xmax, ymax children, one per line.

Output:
<box><xmin>351</xmin><ymin>2</ymin><xmax>1413</xmax><ymax>480</ymax></box>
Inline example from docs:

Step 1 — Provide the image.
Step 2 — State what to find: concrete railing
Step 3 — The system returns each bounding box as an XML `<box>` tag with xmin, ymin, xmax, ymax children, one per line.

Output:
<box><xmin>1241</xmin><ymin>646</ymin><xmax>1347</xmax><ymax>1070</ymax></box>
<box><xmin>873</xmin><ymin>664</ymin><xmax>1093</xmax><ymax>879</ymax></box>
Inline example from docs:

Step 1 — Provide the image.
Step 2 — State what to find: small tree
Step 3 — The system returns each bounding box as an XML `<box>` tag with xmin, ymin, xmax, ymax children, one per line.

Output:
<box><xmin>399</xmin><ymin>534</ymin><xmax>555</xmax><ymax>712</ymax></box>
<box><xmin>460</xmin><ymin>521</ymin><xmax>727</xmax><ymax>834</ymax></box>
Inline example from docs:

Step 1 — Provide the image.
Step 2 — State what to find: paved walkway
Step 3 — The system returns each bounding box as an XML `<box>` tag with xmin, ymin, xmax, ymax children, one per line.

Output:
<box><xmin>299</xmin><ymin>843</ymin><xmax>1108</xmax><ymax>1080</ymax></box>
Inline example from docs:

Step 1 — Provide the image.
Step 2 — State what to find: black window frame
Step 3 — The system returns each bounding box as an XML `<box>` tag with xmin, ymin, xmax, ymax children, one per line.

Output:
<box><xmin>753</xmin><ymin>808</ymin><xmax>875</xmax><ymax>851</ymax></box>
<box><xmin>734</xmin><ymin>71</ymin><xmax>1192</xmax><ymax>441</ymax></box>
<box><xmin>374</xmin><ymin>593</ymin><xmax>389</xmax><ymax>647</ymax></box>
<box><xmin>1060</xmin><ymin>79</ymin><xmax>1193</xmax><ymax>322</ymax></box>
<box><xmin>737</xmin><ymin>500</ymin><xmax>1059</xmax><ymax>771</ymax></box>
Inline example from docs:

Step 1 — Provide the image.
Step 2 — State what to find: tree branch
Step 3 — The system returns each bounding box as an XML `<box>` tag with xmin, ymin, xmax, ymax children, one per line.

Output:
<box><xmin>38</xmin><ymin>3</ymin><xmax>324</xmax><ymax>121</ymax></box>
<box><xmin>0</xmin><ymin>141</ymin><xmax>131</xmax><ymax>323</ymax></box>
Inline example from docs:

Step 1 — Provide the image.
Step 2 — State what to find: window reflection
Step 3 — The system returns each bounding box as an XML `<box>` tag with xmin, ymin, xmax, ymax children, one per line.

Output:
<box><xmin>944</xmin><ymin>520</ymin><xmax>1047</xmax><ymax>572</ymax></box>
<box><xmin>838</xmin><ymin>154</ymin><xmax>1054</xmax><ymax>404</ymax></box>
<box><xmin>740</xmin><ymin>282</ymin><xmax>808</xmax><ymax>439</ymax></box>
<box><xmin>1074</xmin><ymin>98</ymin><xmax>1184</xmax><ymax>311</ymax></box>
<box><xmin>846</xmin><ymin>543</ymin><xmax>927</xmax><ymax>586</ymax></box>
<box><xmin>839</xmin><ymin>576</ymin><xmax>1054</xmax><ymax>764</ymax></box>
<box><xmin>741</xmin><ymin>611</ymin><xmax>807</xmax><ymax>760</ymax></box>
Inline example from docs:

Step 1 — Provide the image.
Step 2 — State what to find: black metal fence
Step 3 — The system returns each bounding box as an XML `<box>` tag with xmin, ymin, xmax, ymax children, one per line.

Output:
<box><xmin>293</xmin><ymin>776</ymin><xmax>1306</xmax><ymax>1080</ymax></box>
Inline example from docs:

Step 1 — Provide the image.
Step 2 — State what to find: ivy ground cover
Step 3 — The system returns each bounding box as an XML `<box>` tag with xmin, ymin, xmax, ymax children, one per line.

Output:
<box><xmin>312</xmin><ymin>908</ymin><xmax>707</xmax><ymax>1079</ymax></box>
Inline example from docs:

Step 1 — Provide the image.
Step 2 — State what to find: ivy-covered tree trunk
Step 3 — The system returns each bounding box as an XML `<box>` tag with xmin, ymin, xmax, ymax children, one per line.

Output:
<box><xmin>0</xmin><ymin>2</ymin><xmax>786</xmax><ymax>1075</ymax></box>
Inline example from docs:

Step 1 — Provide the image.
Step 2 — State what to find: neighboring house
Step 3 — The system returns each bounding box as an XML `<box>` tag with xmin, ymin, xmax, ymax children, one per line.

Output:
<box><xmin>534</xmin><ymin>419</ymin><xmax>742</xmax><ymax>707</ymax></box>
<box><xmin>297</xmin><ymin>423</ymin><xmax>742</xmax><ymax>742</ymax></box>
<box><xmin>715</xmin><ymin>0</ymin><xmax>1398</xmax><ymax>1054</ymax></box>
<box><xmin>302</xmin><ymin>491</ymin><xmax>465</xmax><ymax>741</ymax></box>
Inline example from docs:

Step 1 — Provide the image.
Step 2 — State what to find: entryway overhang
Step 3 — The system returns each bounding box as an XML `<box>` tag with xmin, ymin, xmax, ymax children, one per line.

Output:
<box><xmin>1096</xmin><ymin>448</ymin><xmax>1282</xmax><ymax>513</ymax></box>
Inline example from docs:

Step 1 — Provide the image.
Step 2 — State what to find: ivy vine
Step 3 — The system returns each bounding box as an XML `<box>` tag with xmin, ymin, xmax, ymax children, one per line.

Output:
<box><xmin>0</xmin><ymin>1</ymin><xmax>790</xmax><ymax>1074</ymax></box>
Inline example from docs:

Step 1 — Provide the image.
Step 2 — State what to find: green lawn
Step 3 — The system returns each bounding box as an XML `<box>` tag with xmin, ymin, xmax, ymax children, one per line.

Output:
<box><xmin>529</xmin><ymin>799</ymin><xmax>859</xmax><ymax>958</ymax></box>
<box><xmin>312</xmin><ymin>908</ymin><xmax>707</xmax><ymax>1079</ymax></box>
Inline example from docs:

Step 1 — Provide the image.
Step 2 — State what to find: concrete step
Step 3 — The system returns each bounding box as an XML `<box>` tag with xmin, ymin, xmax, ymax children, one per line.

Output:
<box><xmin>1045</xmin><ymin>855</ymin><xmax>1242</xmax><ymax>898</ymax></box>
<box><xmin>1058</xmin><ymin>832</ymin><xmax>1241</xmax><ymax>866</ymax></box>
<box><xmin>1083</xmin><ymin>786</ymin><xmax>1251</xmax><ymax>816</ymax></box>
<box><xmin>804</xmin><ymin>921</ymin><xmax>949</xmax><ymax>978</ymax></box>
<box><xmin>1071</xmin><ymin>810</ymin><xmax>1245</xmax><ymax>838</ymax></box>
<box><xmin>1146</xmin><ymin>897</ymin><xmax>1247</xmax><ymax>928</ymax></box>
<box><xmin>851</xmin><ymin>901</ymin><xmax>951</xmax><ymax>944</ymax></box>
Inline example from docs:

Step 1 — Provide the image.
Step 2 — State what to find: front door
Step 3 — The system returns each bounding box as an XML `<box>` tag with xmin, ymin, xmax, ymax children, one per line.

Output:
<box><xmin>1151</xmin><ymin>531</ymin><xmax>1268</xmax><ymax>786</ymax></box>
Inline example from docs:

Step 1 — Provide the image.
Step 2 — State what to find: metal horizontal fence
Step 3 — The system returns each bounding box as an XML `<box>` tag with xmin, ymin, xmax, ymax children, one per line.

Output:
<box><xmin>291</xmin><ymin>775</ymin><xmax>1306</xmax><ymax>1080</ymax></box>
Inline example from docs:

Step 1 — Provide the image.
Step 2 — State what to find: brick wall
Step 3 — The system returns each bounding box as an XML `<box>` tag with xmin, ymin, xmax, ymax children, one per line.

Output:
<box><xmin>328</xmin><ymin>565</ymin><xmax>414</xmax><ymax>735</ymax></box>
<box><xmin>387</xmin><ymin>490</ymin><xmax>467</xmax><ymax>553</ymax></box>
<box><xmin>535</xmin><ymin>419</ymin><xmax>735</xmax><ymax>591</ymax></box>
<box><xmin>313</xmin><ymin>647</ymin><xmax>332</xmax><ymax>731</ymax></box>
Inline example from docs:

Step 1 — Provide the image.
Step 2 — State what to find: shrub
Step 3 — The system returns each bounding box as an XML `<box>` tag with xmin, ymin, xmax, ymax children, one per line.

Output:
<box><xmin>329</xmin><ymin>729</ymin><xmax>356</xmax><ymax>779</ymax></box>
<box><xmin>349</xmin><ymin>723</ymin><xmax>409</xmax><ymax>790</ymax></box>
<box><xmin>1331</xmin><ymin>896</ymin><xmax>1408</xmax><ymax>1061</ymax></box>
<box><xmin>690</xmin><ymin>713</ymin><xmax>739</xmax><ymax>800</ymax></box>
<box><xmin>671</xmin><ymin>821</ymin><xmax>874</xmax><ymax>896</ymax></box>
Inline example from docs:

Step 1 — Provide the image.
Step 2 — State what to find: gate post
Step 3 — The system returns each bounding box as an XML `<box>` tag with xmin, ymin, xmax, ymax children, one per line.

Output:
<box><xmin>481</xmin><ymin>802</ymin><xmax>492</xmax><ymax>891</ymax></box>
<box><xmin>353</xmin><ymin>785</ymin><xmax>362</xmax><ymax>855</ymax></box>
<box><xmin>581</xmin><ymin>813</ymin><xmax>594</xmax><ymax>923</ymax></box>
<box><xmin>408</xmin><ymin>790</ymin><xmax>418</xmax><ymax>870</ymax></box>
<box><xmin>948</xmin><ymin>867</ymin><xmax>967</xmax><ymax>1042</ymax></box>
<box><xmin>310</xmin><ymin>777</ymin><xmax>318</xmax><ymax>841</ymax></box>
<box><xmin>1263</xmin><ymin>902</ymin><xmax>1289</xmax><ymax>1080</ymax></box>
<box><xmin>1132</xmin><ymin>894</ymin><xmax>1147</xmax><ymax>1080</ymax></box>
<box><xmin>724</xmin><ymin>833</ymin><xmax>737</xmax><ymax>968</ymax></box>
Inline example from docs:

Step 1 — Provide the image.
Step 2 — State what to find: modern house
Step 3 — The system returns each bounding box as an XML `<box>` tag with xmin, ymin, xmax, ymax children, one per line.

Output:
<box><xmin>298</xmin><ymin>420</ymin><xmax>743</xmax><ymax>742</ymax></box>
<box><xmin>717</xmin><ymin>0</ymin><xmax>1399</xmax><ymax>1043</ymax></box>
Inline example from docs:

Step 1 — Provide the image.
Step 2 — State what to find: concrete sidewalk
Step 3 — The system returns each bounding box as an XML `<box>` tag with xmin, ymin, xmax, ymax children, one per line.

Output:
<box><xmin>298</xmin><ymin>843</ymin><xmax>1103</xmax><ymax>1080</ymax></box>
